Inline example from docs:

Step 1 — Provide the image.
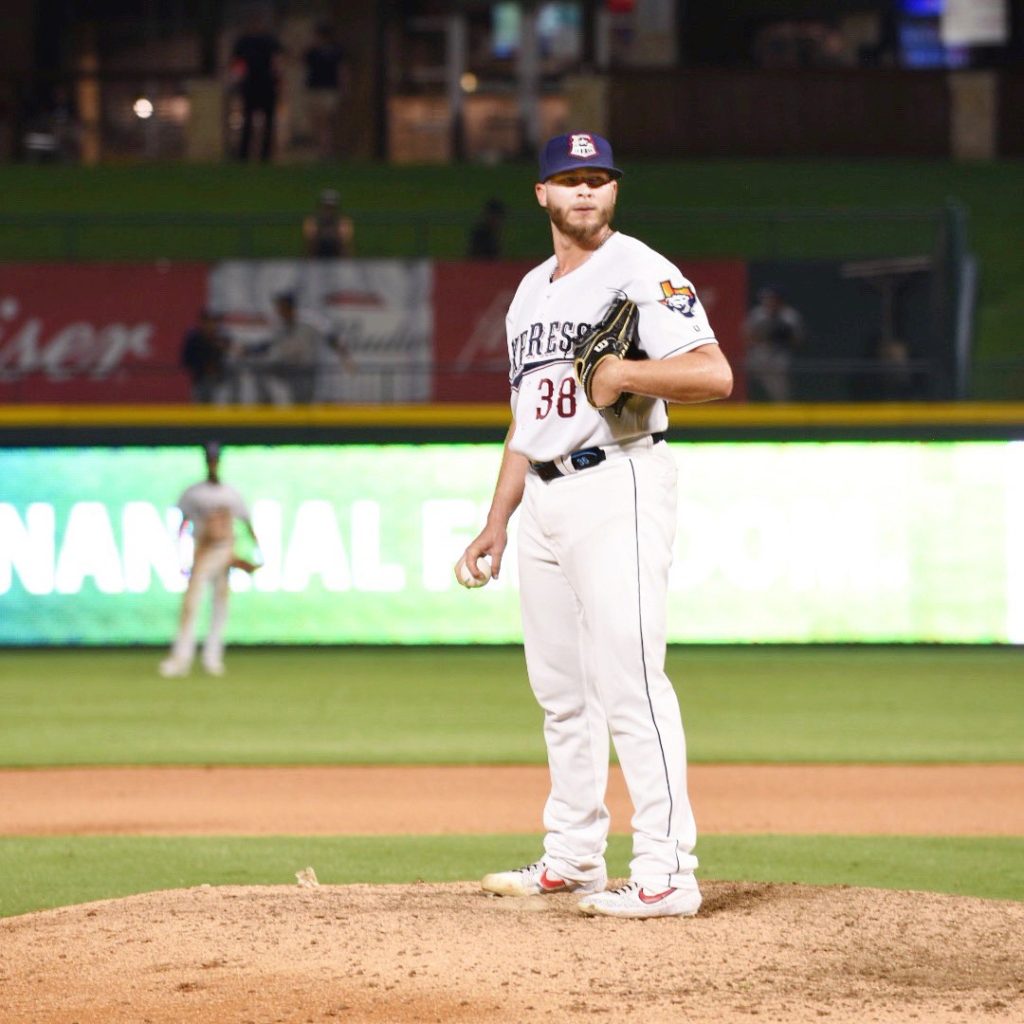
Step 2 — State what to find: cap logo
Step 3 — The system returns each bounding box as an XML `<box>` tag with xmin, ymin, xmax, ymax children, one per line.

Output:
<box><xmin>569</xmin><ymin>134</ymin><xmax>598</xmax><ymax>159</ymax></box>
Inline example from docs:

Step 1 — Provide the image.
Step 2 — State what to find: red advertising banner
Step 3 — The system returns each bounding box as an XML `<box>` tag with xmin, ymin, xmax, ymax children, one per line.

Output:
<box><xmin>0</xmin><ymin>263</ymin><xmax>207</xmax><ymax>403</ymax></box>
<box><xmin>683</xmin><ymin>259</ymin><xmax>749</xmax><ymax>401</ymax></box>
<box><xmin>432</xmin><ymin>260</ymin><xmax>536</xmax><ymax>403</ymax></box>
<box><xmin>432</xmin><ymin>258</ymin><xmax>748</xmax><ymax>403</ymax></box>
<box><xmin>0</xmin><ymin>259</ymin><xmax>748</xmax><ymax>405</ymax></box>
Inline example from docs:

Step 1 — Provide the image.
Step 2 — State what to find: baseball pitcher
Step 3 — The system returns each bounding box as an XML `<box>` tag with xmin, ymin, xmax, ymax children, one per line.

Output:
<box><xmin>456</xmin><ymin>131</ymin><xmax>733</xmax><ymax>918</ymax></box>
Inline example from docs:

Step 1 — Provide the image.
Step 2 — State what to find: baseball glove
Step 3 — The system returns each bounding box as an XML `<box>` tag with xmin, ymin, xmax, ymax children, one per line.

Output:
<box><xmin>573</xmin><ymin>296</ymin><xmax>639</xmax><ymax>413</ymax></box>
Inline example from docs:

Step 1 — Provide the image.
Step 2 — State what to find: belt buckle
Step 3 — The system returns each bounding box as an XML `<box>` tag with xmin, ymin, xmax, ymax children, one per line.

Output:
<box><xmin>569</xmin><ymin>448</ymin><xmax>606</xmax><ymax>472</ymax></box>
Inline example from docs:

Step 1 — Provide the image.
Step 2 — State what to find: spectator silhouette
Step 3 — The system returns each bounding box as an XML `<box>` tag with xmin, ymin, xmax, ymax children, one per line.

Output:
<box><xmin>230</xmin><ymin>6</ymin><xmax>283</xmax><ymax>162</ymax></box>
<box><xmin>744</xmin><ymin>286</ymin><xmax>805</xmax><ymax>402</ymax></box>
<box><xmin>180</xmin><ymin>309</ymin><xmax>230</xmax><ymax>403</ymax></box>
<box><xmin>303</xmin><ymin>21</ymin><xmax>348</xmax><ymax>160</ymax></box>
<box><xmin>303</xmin><ymin>188</ymin><xmax>354</xmax><ymax>259</ymax></box>
<box><xmin>467</xmin><ymin>198</ymin><xmax>507</xmax><ymax>260</ymax></box>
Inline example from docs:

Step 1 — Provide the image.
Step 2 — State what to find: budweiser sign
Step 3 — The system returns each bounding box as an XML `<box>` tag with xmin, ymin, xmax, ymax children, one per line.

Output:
<box><xmin>0</xmin><ymin>263</ymin><xmax>207</xmax><ymax>402</ymax></box>
<box><xmin>0</xmin><ymin>296</ymin><xmax>154</xmax><ymax>381</ymax></box>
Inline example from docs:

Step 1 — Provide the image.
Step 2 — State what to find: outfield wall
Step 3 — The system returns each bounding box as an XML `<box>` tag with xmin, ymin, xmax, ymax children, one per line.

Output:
<box><xmin>0</xmin><ymin>253</ymin><xmax>960</xmax><ymax>404</ymax></box>
<box><xmin>2</xmin><ymin>424</ymin><xmax>1022</xmax><ymax>646</ymax></box>
<box><xmin>0</xmin><ymin>259</ymin><xmax>747</xmax><ymax>404</ymax></box>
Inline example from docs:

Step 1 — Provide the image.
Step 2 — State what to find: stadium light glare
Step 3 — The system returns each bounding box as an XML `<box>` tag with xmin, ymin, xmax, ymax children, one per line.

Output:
<box><xmin>133</xmin><ymin>98</ymin><xmax>154</xmax><ymax>120</ymax></box>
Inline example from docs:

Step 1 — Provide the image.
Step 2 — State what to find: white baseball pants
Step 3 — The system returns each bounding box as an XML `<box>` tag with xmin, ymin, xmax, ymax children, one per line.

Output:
<box><xmin>517</xmin><ymin>438</ymin><xmax>698</xmax><ymax>891</ymax></box>
<box><xmin>168</xmin><ymin>542</ymin><xmax>234</xmax><ymax>668</ymax></box>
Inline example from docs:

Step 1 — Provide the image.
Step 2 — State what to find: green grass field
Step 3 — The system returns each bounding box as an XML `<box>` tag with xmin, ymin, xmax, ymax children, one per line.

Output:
<box><xmin>1</xmin><ymin>159</ymin><xmax>1022</xmax><ymax>386</ymax></box>
<box><xmin>1</xmin><ymin>646</ymin><xmax>1021</xmax><ymax>916</ymax></box>
<box><xmin>1</xmin><ymin>648</ymin><xmax>1021</xmax><ymax>766</ymax></box>
<box><xmin>2</xmin><ymin>834</ymin><xmax>1021</xmax><ymax>918</ymax></box>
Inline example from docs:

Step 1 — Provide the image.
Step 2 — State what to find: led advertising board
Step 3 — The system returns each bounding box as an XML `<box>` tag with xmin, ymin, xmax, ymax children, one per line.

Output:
<box><xmin>1</xmin><ymin>443</ymin><xmax>1021</xmax><ymax>645</ymax></box>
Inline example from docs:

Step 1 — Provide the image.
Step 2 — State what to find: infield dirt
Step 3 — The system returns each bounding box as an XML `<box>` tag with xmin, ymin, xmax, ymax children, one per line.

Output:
<box><xmin>2</xmin><ymin>764</ymin><xmax>1023</xmax><ymax>1023</ymax></box>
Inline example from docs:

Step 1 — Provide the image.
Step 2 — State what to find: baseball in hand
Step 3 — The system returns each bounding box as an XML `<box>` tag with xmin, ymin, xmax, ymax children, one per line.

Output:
<box><xmin>458</xmin><ymin>555</ymin><xmax>492</xmax><ymax>589</ymax></box>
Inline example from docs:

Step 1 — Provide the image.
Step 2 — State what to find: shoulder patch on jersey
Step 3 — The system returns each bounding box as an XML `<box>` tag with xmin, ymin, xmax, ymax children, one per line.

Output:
<box><xmin>657</xmin><ymin>280</ymin><xmax>696</xmax><ymax>318</ymax></box>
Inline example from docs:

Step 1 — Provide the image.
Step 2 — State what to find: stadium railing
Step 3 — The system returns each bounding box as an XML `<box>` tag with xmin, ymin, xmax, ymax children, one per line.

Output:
<box><xmin>0</xmin><ymin>205</ymin><xmax>954</xmax><ymax>262</ymax></box>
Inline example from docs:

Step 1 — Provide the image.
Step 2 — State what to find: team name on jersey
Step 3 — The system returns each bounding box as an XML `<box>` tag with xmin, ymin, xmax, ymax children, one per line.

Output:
<box><xmin>509</xmin><ymin>319</ymin><xmax>591</xmax><ymax>387</ymax></box>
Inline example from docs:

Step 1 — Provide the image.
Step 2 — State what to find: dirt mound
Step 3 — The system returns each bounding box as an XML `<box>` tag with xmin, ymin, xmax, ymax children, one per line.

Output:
<box><xmin>3</xmin><ymin>881</ymin><xmax>1022</xmax><ymax>1023</ymax></box>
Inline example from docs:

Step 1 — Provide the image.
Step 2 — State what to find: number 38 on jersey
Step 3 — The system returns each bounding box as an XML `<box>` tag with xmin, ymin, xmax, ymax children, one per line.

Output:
<box><xmin>535</xmin><ymin>375</ymin><xmax>578</xmax><ymax>420</ymax></box>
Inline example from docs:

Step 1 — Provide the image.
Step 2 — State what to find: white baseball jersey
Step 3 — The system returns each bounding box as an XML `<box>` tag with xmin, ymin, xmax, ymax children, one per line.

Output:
<box><xmin>177</xmin><ymin>481</ymin><xmax>249</xmax><ymax>545</ymax></box>
<box><xmin>506</xmin><ymin>231</ymin><xmax>718</xmax><ymax>462</ymax></box>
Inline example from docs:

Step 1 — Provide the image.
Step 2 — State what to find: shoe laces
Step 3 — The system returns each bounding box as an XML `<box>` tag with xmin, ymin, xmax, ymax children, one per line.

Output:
<box><xmin>607</xmin><ymin>881</ymin><xmax>640</xmax><ymax>897</ymax></box>
<box><xmin>501</xmin><ymin>862</ymin><xmax>543</xmax><ymax>878</ymax></box>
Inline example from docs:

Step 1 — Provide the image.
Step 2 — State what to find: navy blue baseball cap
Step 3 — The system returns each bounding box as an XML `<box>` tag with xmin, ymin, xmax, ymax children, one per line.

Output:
<box><xmin>538</xmin><ymin>132</ymin><xmax>622</xmax><ymax>182</ymax></box>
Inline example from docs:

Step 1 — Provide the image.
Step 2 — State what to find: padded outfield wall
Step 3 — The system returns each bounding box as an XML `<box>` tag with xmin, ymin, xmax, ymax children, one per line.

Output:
<box><xmin>0</xmin><ymin>254</ymin><xmax>960</xmax><ymax>404</ymax></box>
<box><xmin>0</xmin><ymin>260</ymin><xmax>745</xmax><ymax>403</ymax></box>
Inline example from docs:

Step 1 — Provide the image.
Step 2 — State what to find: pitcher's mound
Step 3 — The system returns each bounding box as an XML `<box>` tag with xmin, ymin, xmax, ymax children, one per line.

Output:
<box><xmin>3</xmin><ymin>881</ymin><xmax>1021</xmax><ymax>1023</ymax></box>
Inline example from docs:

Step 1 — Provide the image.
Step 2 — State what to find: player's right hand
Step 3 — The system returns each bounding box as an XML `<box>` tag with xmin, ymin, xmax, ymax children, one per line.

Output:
<box><xmin>455</xmin><ymin>526</ymin><xmax>507</xmax><ymax>584</ymax></box>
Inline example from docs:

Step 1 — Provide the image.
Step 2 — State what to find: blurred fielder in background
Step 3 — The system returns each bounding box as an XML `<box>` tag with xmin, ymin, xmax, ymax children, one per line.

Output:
<box><xmin>237</xmin><ymin>290</ymin><xmax>351</xmax><ymax>404</ymax></box>
<box><xmin>743</xmin><ymin>285</ymin><xmax>805</xmax><ymax>402</ymax></box>
<box><xmin>159</xmin><ymin>442</ymin><xmax>260</xmax><ymax>678</ymax></box>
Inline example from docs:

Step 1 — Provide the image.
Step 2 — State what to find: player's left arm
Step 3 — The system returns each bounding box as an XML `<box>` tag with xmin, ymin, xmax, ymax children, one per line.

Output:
<box><xmin>237</xmin><ymin>488</ymin><xmax>257</xmax><ymax>544</ymax></box>
<box><xmin>227</xmin><ymin>490</ymin><xmax>262</xmax><ymax>573</ymax></box>
<box><xmin>231</xmin><ymin>517</ymin><xmax>262</xmax><ymax>574</ymax></box>
<box><xmin>590</xmin><ymin>342</ymin><xmax>732</xmax><ymax>408</ymax></box>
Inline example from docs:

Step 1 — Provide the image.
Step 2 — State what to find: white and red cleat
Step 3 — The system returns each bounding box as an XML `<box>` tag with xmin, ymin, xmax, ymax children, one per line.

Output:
<box><xmin>578</xmin><ymin>880</ymin><xmax>701</xmax><ymax>918</ymax></box>
<box><xmin>481</xmin><ymin>861</ymin><xmax>606</xmax><ymax>897</ymax></box>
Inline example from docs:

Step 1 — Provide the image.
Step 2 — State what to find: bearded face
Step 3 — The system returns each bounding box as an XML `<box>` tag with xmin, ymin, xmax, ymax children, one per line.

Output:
<box><xmin>546</xmin><ymin>198</ymin><xmax>612</xmax><ymax>243</ymax></box>
<box><xmin>537</xmin><ymin>173</ymin><xmax>618</xmax><ymax>244</ymax></box>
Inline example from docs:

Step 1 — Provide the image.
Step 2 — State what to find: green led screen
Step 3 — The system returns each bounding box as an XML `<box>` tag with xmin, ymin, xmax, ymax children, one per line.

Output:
<box><xmin>1</xmin><ymin>443</ymin><xmax>1022</xmax><ymax>645</ymax></box>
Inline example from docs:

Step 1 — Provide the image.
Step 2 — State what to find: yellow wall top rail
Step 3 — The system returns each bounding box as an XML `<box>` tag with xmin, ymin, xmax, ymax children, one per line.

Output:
<box><xmin>0</xmin><ymin>403</ymin><xmax>1022</xmax><ymax>431</ymax></box>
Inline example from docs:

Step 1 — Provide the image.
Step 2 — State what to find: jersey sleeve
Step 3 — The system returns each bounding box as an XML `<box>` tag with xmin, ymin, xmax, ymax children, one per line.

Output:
<box><xmin>225</xmin><ymin>485</ymin><xmax>251</xmax><ymax>521</ymax></box>
<box><xmin>627</xmin><ymin>253</ymin><xmax>718</xmax><ymax>361</ymax></box>
<box><xmin>177</xmin><ymin>486</ymin><xmax>198</xmax><ymax>521</ymax></box>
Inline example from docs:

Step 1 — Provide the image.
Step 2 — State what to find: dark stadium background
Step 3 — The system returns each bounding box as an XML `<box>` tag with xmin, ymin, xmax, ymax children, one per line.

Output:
<box><xmin>1</xmin><ymin>0</ymin><xmax>1021</xmax><ymax>400</ymax></box>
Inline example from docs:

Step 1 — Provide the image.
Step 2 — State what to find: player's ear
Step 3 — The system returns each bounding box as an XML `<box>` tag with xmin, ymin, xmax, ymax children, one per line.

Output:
<box><xmin>534</xmin><ymin>182</ymin><xmax>548</xmax><ymax>208</ymax></box>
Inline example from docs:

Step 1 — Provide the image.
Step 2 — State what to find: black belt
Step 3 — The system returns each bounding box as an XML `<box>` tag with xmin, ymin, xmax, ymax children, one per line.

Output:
<box><xmin>531</xmin><ymin>432</ymin><xmax>667</xmax><ymax>482</ymax></box>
